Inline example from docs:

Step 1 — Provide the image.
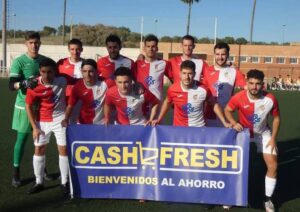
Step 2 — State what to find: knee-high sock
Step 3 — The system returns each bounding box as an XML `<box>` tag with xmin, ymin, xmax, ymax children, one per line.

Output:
<box><xmin>59</xmin><ymin>155</ymin><xmax>69</xmax><ymax>184</ymax></box>
<box><xmin>33</xmin><ymin>155</ymin><xmax>45</xmax><ymax>184</ymax></box>
<box><xmin>13</xmin><ymin>132</ymin><xmax>29</xmax><ymax>167</ymax></box>
<box><xmin>265</xmin><ymin>176</ymin><xmax>276</xmax><ymax>197</ymax></box>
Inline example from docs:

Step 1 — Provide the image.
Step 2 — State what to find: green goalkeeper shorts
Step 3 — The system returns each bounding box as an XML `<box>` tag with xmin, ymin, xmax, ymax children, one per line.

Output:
<box><xmin>12</xmin><ymin>106</ymin><xmax>32</xmax><ymax>133</ymax></box>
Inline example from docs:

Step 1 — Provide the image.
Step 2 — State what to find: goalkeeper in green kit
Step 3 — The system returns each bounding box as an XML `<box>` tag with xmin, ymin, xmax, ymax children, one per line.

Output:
<box><xmin>9</xmin><ymin>31</ymin><xmax>53</xmax><ymax>187</ymax></box>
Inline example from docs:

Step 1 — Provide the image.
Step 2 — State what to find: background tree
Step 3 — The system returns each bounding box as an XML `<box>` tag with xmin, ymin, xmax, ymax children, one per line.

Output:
<box><xmin>235</xmin><ymin>37</ymin><xmax>248</xmax><ymax>45</ymax></box>
<box><xmin>181</xmin><ymin>0</ymin><xmax>200</xmax><ymax>35</ymax></box>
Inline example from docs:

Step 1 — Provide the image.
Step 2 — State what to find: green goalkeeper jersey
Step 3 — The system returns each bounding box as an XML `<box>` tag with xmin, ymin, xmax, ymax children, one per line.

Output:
<box><xmin>10</xmin><ymin>54</ymin><xmax>48</xmax><ymax>108</ymax></box>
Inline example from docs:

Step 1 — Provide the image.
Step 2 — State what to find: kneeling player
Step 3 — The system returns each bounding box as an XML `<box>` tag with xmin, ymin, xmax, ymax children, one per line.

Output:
<box><xmin>225</xmin><ymin>69</ymin><xmax>280</xmax><ymax>212</ymax></box>
<box><xmin>25</xmin><ymin>58</ymin><xmax>69</xmax><ymax>194</ymax></box>
<box><xmin>104</xmin><ymin>67</ymin><xmax>159</xmax><ymax>125</ymax></box>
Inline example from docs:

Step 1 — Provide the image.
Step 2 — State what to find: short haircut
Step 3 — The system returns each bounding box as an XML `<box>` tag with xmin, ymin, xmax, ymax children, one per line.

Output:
<box><xmin>182</xmin><ymin>34</ymin><xmax>195</xmax><ymax>44</ymax></box>
<box><xmin>214</xmin><ymin>42</ymin><xmax>230</xmax><ymax>53</ymax></box>
<box><xmin>25</xmin><ymin>31</ymin><xmax>40</xmax><ymax>41</ymax></box>
<box><xmin>144</xmin><ymin>34</ymin><xmax>159</xmax><ymax>44</ymax></box>
<box><xmin>39</xmin><ymin>58</ymin><xmax>57</xmax><ymax>69</ymax></box>
<box><xmin>247</xmin><ymin>69</ymin><xmax>265</xmax><ymax>81</ymax></box>
<box><xmin>114</xmin><ymin>67</ymin><xmax>133</xmax><ymax>79</ymax></box>
<box><xmin>180</xmin><ymin>60</ymin><xmax>196</xmax><ymax>73</ymax></box>
<box><xmin>68</xmin><ymin>38</ymin><xmax>83</xmax><ymax>48</ymax></box>
<box><xmin>81</xmin><ymin>59</ymin><xmax>97</xmax><ymax>70</ymax></box>
<box><xmin>106</xmin><ymin>34</ymin><xmax>121</xmax><ymax>46</ymax></box>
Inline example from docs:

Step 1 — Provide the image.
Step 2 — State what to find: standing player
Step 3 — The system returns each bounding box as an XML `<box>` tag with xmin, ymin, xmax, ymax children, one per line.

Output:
<box><xmin>104</xmin><ymin>67</ymin><xmax>159</xmax><ymax>125</ymax></box>
<box><xmin>203</xmin><ymin>42</ymin><xmax>246</xmax><ymax>127</ymax></box>
<box><xmin>62</xmin><ymin>59</ymin><xmax>113</xmax><ymax>125</ymax></box>
<box><xmin>225</xmin><ymin>69</ymin><xmax>280</xmax><ymax>212</ymax></box>
<box><xmin>152</xmin><ymin>60</ymin><xmax>229</xmax><ymax>128</ymax></box>
<box><xmin>135</xmin><ymin>34</ymin><xmax>171</xmax><ymax>101</ymax></box>
<box><xmin>25</xmin><ymin>58</ymin><xmax>69</xmax><ymax>194</ymax></box>
<box><xmin>168</xmin><ymin>35</ymin><xmax>208</xmax><ymax>84</ymax></box>
<box><xmin>97</xmin><ymin>34</ymin><xmax>135</xmax><ymax>85</ymax></box>
<box><xmin>57</xmin><ymin>38</ymin><xmax>84</xmax><ymax>123</ymax></box>
<box><xmin>8</xmin><ymin>31</ymin><xmax>49</xmax><ymax>187</ymax></box>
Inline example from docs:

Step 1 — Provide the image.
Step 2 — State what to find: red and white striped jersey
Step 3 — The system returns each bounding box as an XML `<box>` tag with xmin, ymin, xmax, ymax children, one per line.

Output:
<box><xmin>97</xmin><ymin>55</ymin><xmax>135</xmax><ymax>83</ymax></box>
<box><xmin>105</xmin><ymin>86</ymin><xmax>159</xmax><ymax>125</ymax></box>
<box><xmin>203</xmin><ymin>66</ymin><xmax>246</xmax><ymax>120</ymax></box>
<box><xmin>168</xmin><ymin>56</ymin><xmax>208</xmax><ymax>83</ymax></box>
<box><xmin>135</xmin><ymin>59</ymin><xmax>171</xmax><ymax>101</ymax></box>
<box><xmin>167</xmin><ymin>82</ymin><xmax>211</xmax><ymax>127</ymax></box>
<box><xmin>69</xmin><ymin>79</ymin><xmax>112</xmax><ymax>124</ymax></box>
<box><xmin>26</xmin><ymin>76</ymin><xmax>67</xmax><ymax>122</ymax></box>
<box><xmin>57</xmin><ymin>58</ymin><xmax>83</xmax><ymax>97</ymax></box>
<box><xmin>227</xmin><ymin>90</ymin><xmax>280</xmax><ymax>136</ymax></box>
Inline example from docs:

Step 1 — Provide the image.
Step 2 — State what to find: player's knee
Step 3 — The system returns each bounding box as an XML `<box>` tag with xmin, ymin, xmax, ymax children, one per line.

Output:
<box><xmin>34</xmin><ymin>145</ymin><xmax>46</xmax><ymax>156</ymax></box>
<box><xmin>58</xmin><ymin>145</ymin><xmax>67</xmax><ymax>156</ymax></box>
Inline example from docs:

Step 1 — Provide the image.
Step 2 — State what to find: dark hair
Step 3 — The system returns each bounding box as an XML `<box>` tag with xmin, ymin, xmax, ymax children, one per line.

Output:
<box><xmin>68</xmin><ymin>38</ymin><xmax>83</xmax><ymax>48</ymax></box>
<box><xmin>114</xmin><ymin>67</ymin><xmax>133</xmax><ymax>79</ymax></box>
<box><xmin>25</xmin><ymin>31</ymin><xmax>40</xmax><ymax>41</ymax></box>
<box><xmin>39</xmin><ymin>58</ymin><xmax>57</xmax><ymax>69</ymax></box>
<box><xmin>106</xmin><ymin>34</ymin><xmax>121</xmax><ymax>46</ymax></box>
<box><xmin>144</xmin><ymin>34</ymin><xmax>159</xmax><ymax>44</ymax></box>
<box><xmin>214</xmin><ymin>42</ymin><xmax>230</xmax><ymax>53</ymax></box>
<box><xmin>81</xmin><ymin>59</ymin><xmax>97</xmax><ymax>70</ymax></box>
<box><xmin>247</xmin><ymin>69</ymin><xmax>265</xmax><ymax>81</ymax></box>
<box><xmin>182</xmin><ymin>34</ymin><xmax>195</xmax><ymax>44</ymax></box>
<box><xmin>181</xmin><ymin>60</ymin><xmax>196</xmax><ymax>73</ymax></box>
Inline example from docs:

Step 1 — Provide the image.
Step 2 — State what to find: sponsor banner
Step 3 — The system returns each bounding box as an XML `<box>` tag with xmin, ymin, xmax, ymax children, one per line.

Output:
<box><xmin>67</xmin><ymin>125</ymin><xmax>249</xmax><ymax>206</ymax></box>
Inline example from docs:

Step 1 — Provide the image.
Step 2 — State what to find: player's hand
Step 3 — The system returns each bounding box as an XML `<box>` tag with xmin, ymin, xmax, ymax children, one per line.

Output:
<box><xmin>144</xmin><ymin>120</ymin><xmax>151</xmax><ymax>126</ymax></box>
<box><xmin>103</xmin><ymin>118</ymin><xmax>109</xmax><ymax>127</ymax></box>
<box><xmin>266</xmin><ymin>137</ymin><xmax>278</xmax><ymax>154</ymax></box>
<box><xmin>33</xmin><ymin>128</ymin><xmax>44</xmax><ymax>143</ymax></box>
<box><xmin>19</xmin><ymin>77</ymin><xmax>38</xmax><ymax>89</ymax></box>
<box><xmin>223</xmin><ymin>121</ymin><xmax>232</xmax><ymax>128</ymax></box>
<box><xmin>151</xmin><ymin>119</ymin><xmax>160</xmax><ymax>127</ymax></box>
<box><xmin>232</xmin><ymin>122</ymin><xmax>243</xmax><ymax>132</ymax></box>
<box><xmin>61</xmin><ymin>119</ymin><xmax>68</xmax><ymax>127</ymax></box>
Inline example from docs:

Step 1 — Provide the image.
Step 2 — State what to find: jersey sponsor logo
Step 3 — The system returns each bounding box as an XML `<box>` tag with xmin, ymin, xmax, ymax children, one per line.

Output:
<box><xmin>145</xmin><ymin>76</ymin><xmax>155</xmax><ymax>86</ymax></box>
<box><xmin>92</xmin><ymin>100</ymin><xmax>101</xmax><ymax>108</ymax></box>
<box><xmin>248</xmin><ymin>114</ymin><xmax>261</xmax><ymax>124</ymax></box>
<box><xmin>51</xmin><ymin>94</ymin><xmax>60</xmax><ymax>104</ymax></box>
<box><xmin>182</xmin><ymin>103</ymin><xmax>195</xmax><ymax>114</ymax></box>
<box><xmin>125</xmin><ymin>107</ymin><xmax>134</xmax><ymax>117</ymax></box>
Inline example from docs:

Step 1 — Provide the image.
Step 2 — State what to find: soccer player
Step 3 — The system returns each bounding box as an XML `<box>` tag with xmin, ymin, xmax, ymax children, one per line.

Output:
<box><xmin>104</xmin><ymin>67</ymin><xmax>159</xmax><ymax>125</ymax></box>
<box><xmin>203</xmin><ymin>42</ymin><xmax>246</xmax><ymax>127</ymax></box>
<box><xmin>152</xmin><ymin>60</ymin><xmax>230</xmax><ymax>128</ymax></box>
<box><xmin>135</xmin><ymin>34</ymin><xmax>171</xmax><ymax>101</ymax></box>
<box><xmin>57</xmin><ymin>38</ymin><xmax>84</xmax><ymax>123</ymax></box>
<box><xmin>8</xmin><ymin>31</ymin><xmax>49</xmax><ymax>187</ymax></box>
<box><xmin>168</xmin><ymin>35</ymin><xmax>208</xmax><ymax>84</ymax></box>
<box><xmin>224</xmin><ymin>69</ymin><xmax>280</xmax><ymax>212</ymax></box>
<box><xmin>62</xmin><ymin>59</ymin><xmax>113</xmax><ymax>125</ymax></box>
<box><xmin>25</xmin><ymin>58</ymin><xmax>69</xmax><ymax>194</ymax></box>
<box><xmin>97</xmin><ymin>34</ymin><xmax>135</xmax><ymax>85</ymax></box>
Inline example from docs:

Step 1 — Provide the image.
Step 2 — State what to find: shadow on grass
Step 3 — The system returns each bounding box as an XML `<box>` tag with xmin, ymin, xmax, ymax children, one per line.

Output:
<box><xmin>248</xmin><ymin>138</ymin><xmax>300</xmax><ymax>210</ymax></box>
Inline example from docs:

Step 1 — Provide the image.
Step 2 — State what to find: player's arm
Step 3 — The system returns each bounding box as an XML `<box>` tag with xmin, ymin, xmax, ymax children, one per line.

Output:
<box><xmin>224</xmin><ymin>105</ymin><xmax>243</xmax><ymax>131</ymax></box>
<box><xmin>25</xmin><ymin>93</ymin><xmax>43</xmax><ymax>142</ymax></box>
<box><xmin>61</xmin><ymin>104</ymin><xmax>74</xmax><ymax>127</ymax></box>
<box><xmin>151</xmin><ymin>97</ymin><xmax>172</xmax><ymax>126</ymax></box>
<box><xmin>103</xmin><ymin>103</ymin><xmax>111</xmax><ymax>126</ymax></box>
<box><xmin>266</xmin><ymin>115</ymin><xmax>280</xmax><ymax>152</ymax></box>
<box><xmin>212</xmin><ymin>103</ymin><xmax>232</xmax><ymax>128</ymax></box>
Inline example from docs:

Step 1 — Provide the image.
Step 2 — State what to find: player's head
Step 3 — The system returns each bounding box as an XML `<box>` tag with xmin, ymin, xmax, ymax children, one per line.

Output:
<box><xmin>81</xmin><ymin>59</ymin><xmax>98</xmax><ymax>86</ymax></box>
<box><xmin>25</xmin><ymin>31</ymin><xmax>41</xmax><ymax>55</ymax></box>
<box><xmin>180</xmin><ymin>60</ymin><xmax>196</xmax><ymax>88</ymax></box>
<box><xmin>181</xmin><ymin>35</ymin><xmax>195</xmax><ymax>57</ymax></box>
<box><xmin>39</xmin><ymin>58</ymin><xmax>57</xmax><ymax>84</ymax></box>
<box><xmin>68</xmin><ymin>38</ymin><xmax>83</xmax><ymax>60</ymax></box>
<box><xmin>114</xmin><ymin>67</ymin><xmax>133</xmax><ymax>95</ymax></box>
<box><xmin>214</xmin><ymin>42</ymin><xmax>230</xmax><ymax>67</ymax></box>
<box><xmin>246</xmin><ymin>69</ymin><xmax>265</xmax><ymax>96</ymax></box>
<box><xmin>105</xmin><ymin>34</ymin><xmax>122</xmax><ymax>60</ymax></box>
<box><xmin>144</xmin><ymin>34</ymin><xmax>159</xmax><ymax>59</ymax></box>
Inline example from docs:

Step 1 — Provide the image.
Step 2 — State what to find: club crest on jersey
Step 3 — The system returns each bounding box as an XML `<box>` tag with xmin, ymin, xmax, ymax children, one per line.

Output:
<box><xmin>259</xmin><ymin>105</ymin><xmax>265</xmax><ymax>111</ymax></box>
<box><xmin>155</xmin><ymin>64</ymin><xmax>159</xmax><ymax>69</ymax></box>
<box><xmin>92</xmin><ymin>100</ymin><xmax>100</xmax><ymax>108</ymax></box>
<box><xmin>182</xmin><ymin>103</ymin><xmax>195</xmax><ymax>114</ymax></box>
<box><xmin>145</xmin><ymin>76</ymin><xmax>155</xmax><ymax>86</ymax></box>
<box><xmin>193</xmin><ymin>94</ymin><xmax>199</xmax><ymax>101</ymax></box>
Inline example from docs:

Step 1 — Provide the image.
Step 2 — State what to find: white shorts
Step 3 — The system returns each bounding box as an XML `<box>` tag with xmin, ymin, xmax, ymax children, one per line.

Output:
<box><xmin>251</xmin><ymin>130</ymin><xmax>277</xmax><ymax>155</ymax></box>
<box><xmin>34</xmin><ymin>115</ymin><xmax>66</xmax><ymax>147</ymax></box>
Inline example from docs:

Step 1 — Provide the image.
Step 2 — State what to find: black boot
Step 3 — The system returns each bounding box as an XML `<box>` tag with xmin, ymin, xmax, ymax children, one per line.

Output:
<box><xmin>12</xmin><ymin>166</ymin><xmax>21</xmax><ymax>188</ymax></box>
